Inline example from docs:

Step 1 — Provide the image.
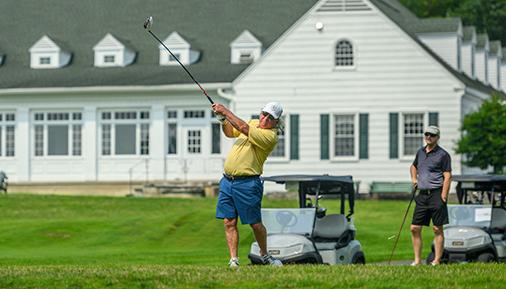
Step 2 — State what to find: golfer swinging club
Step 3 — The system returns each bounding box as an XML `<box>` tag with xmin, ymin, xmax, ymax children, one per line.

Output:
<box><xmin>410</xmin><ymin>126</ymin><xmax>452</xmax><ymax>265</ymax></box>
<box><xmin>212</xmin><ymin>102</ymin><xmax>283</xmax><ymax>268</ymax></box>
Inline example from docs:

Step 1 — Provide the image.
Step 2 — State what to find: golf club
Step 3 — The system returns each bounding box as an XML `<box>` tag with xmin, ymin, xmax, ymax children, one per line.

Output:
<box><xmin>388</xmin><ymin>185</ymin><xmax>417</xmax><ymax>265</ymax></box>
<box><xmin>143</xmin><ymin>16</ymin><xmax>214</xmax><ymax>105</ymax></box>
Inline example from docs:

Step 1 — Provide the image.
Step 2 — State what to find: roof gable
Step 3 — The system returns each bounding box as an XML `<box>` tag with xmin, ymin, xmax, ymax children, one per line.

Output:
<box><xmin>93</xmin><ymin>33</ymin><xmax>125</xmax><ymax>50</ymax></box>
<box><xmin>161</xmin><ymin>32</ymin><xmax>190</xmax><ymax>49</ymax></box>
<box><xmin>29</xmin><ymin>35</ymin><xmax>64</xmax><ymax>52</ymax></box>
<box><xmin>230</xmin><ymin>30</ymin><xmax>261</xmax><ymax>48</ymax></box>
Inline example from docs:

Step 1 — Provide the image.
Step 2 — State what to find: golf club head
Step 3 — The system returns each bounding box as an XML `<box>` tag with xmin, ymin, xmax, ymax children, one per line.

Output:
<box><xmin>143</xmin><ymin>16</ymin><xmax>153</xmax><ymax>30</ymax></box>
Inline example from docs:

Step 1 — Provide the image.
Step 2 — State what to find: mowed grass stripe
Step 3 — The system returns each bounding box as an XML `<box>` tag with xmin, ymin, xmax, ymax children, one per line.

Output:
<box><xmin>1</xmin><ymin>194</ymin><xmax>435</xmax><ymax>265</ymax></box>
<box><xmin>0</xmin><ymin>264</ymin><xmax>505</xmax><ymax>289</ymax></box>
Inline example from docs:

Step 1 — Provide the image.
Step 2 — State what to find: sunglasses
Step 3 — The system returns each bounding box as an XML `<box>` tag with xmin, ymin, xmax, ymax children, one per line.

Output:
<box><xmin>261</xmin><ymin>111</ymin><xmax>276</xmax><ymax>121</ymax></box>
<box><xmin>424</xmin><ymin>133</ymin><xmax>438</xmax><ymax>137</ymax></box>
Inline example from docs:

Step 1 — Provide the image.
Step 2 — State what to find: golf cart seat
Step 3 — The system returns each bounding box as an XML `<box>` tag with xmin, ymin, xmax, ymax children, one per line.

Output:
<box><xmin>313</xmin><ymin>214</ymin><xmax>351</xmax><ymax>250</ymax></box>
<box><xmin>491</xmin><ymin>208</ymin><xmax>506</xmax><ymax>236</ymax></box>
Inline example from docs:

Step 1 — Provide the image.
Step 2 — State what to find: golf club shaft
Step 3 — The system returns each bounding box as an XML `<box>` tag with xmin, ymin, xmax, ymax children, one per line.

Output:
<box><xmin>147</xmin><ymin>30</ymin><xmax>214</xmax><ymax>105</ymax></box>
<box><xmin>388</xmin><ymin>186</ymin><xmax>417</xmax><ymax>265</ymax></box>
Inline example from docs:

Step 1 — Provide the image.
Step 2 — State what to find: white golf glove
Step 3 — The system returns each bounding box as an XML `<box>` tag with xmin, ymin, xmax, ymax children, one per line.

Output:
<box><xmin>216</xmin><ymin>114</ymin><xmax>226</xmax><ymax>124</ymax></box>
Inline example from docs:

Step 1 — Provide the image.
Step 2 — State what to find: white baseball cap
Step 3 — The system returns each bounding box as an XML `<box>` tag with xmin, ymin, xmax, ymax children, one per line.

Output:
<box><xmin>424</xmin><ymin>126</ymin><xmax>440</xmax><ymax>136</ymax></box>
<box><xmin>261</xmin><ymin>102</ymin><xmax>283</xmax><ymax>120</ymax></box>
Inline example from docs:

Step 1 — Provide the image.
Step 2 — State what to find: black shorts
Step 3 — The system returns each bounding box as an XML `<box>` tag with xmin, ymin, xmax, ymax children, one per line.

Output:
<box><xmin>411</xmin><ymin>188</ymin><xmax>448</xmax><ymax>226</ymax></box>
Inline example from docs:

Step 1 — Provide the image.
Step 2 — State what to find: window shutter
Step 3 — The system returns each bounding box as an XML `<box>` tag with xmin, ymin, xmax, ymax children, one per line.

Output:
<box><xmin>320</xmin><ymin>114</ymin><xmax>329</xmax><ymax>160</ymax></box>
<box><xmin>359</xmin><ymin>113</ymin><xmax>368</xmax><ymax>159</ymax></box>
<box><xmin>290</xmin><ymin>114</ymin><xmax>299</xmax><ymax>160</ymax></box>
<box><xmin>429</xmin><ymin>112</ymin><xmax>439</xmax><ymax>127</ymax></box>
<box><xmin>389</xmin><ymin>113</ymin><xmax>398</xmax><ymax>159</ymax></box>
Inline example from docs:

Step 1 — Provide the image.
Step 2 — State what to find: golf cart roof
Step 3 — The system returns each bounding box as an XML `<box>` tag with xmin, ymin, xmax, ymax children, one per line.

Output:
<box><xmin>263</xmin><ymin>175</ymin><xmax>353</xmax><ymax>184</ymax></box>
<box><xmin>453</xmin><ymin>175</ymin><xmax>506</xmax><ymax>183</ymax></box>
<box><xmin>264</xmin><ymin>175</ymin><xmax>354</xmax><ymax>195</ymax></box>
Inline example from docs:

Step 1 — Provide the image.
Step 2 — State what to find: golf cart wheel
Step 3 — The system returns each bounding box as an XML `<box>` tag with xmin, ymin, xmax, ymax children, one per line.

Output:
<box><xmin>351</xmin><ymin>251</ymin><xmax>365</xmax><ymax>264</ymax></box>
<box><xmin>477</xmin><ymin>252</ymin><xmax>495</xmax><ymax>263</ymax></box>
<box><xmin>426</xmin><ymin>252</ymin><xmax>435</xmax><ymax>264</ymax></box>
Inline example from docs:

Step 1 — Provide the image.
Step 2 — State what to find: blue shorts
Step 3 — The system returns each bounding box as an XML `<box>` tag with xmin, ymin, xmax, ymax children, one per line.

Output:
<box><xmin>216</xmin><ymin>176</ymin><xmax>263</xmax><ymax>225</ymax></box>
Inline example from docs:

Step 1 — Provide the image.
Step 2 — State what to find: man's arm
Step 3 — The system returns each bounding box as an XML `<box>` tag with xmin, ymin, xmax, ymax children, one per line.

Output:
<box><xmin>410</xmin><ymin>165</ymin><xmax>418</xmax><ymax>188</ymax></box>
<box><xmin>213</xmin><ymin>104</ymin><xmax>249</xmax><ymax>136</ymax></box>
<box><xmin>441</xmin><ymin>171</ymin><xmax>452</xmax><ymax>202</ymax></box>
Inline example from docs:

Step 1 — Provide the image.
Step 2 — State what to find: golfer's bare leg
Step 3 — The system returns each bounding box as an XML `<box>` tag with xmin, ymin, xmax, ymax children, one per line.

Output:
<box><xmin>250</xmin><ymin>222</ymin><xmax>268</xmax><ymax>256</ymax></box>
<box><xmin>224</xmin><ymin>218</ymin><xmax>239</xmax><ymax>259</ymax></box>
<box><xmin>410</xmin><ymin>224</ymin><xmax>423</xmax><ymax>264</ymax></box>
<box><xmin>433</xmin><ymin>225</ymin><xmax>444</xmax><ymax>264</ymax></box>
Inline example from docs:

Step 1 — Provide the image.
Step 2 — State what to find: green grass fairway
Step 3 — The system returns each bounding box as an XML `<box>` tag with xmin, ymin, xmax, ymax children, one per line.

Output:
<box><xmin>0</xmin><ymin>194</ymin><xmax>433</xmax><ymax>265</ymax></box>
<box><xmin>1</xmin><ymin>264</ymin><xmax>505</xmax><ymax>289</ymax></box>
<box><xmin>1</xmin><ymin>194</ymin><xmax>505</xmax><ymax>288</ymax></box>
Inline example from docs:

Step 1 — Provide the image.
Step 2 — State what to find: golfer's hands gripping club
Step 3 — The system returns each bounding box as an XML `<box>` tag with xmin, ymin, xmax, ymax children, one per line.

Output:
<box><xmin>212</xmin><ymin>103</ymin><xmax>229</xmax><ymax>124</ymax></box>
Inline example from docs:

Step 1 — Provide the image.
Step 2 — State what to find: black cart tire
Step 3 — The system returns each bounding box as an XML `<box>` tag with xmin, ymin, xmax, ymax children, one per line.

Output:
<box><xmin>351</xmin><ymin>251</ymin><xmax>365</xmax><ymax>264</ymax></box>
<box><xmin>477</xmin><ymin>252</ymin><xmax>495</xmax><ymax>263</ymax></box>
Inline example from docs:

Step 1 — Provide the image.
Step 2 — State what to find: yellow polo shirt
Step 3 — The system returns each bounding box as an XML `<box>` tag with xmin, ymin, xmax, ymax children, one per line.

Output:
<box><xmin>223</xmin><ymin>119</ymin><xmax>278</xmax><ymax>176</ymax></box>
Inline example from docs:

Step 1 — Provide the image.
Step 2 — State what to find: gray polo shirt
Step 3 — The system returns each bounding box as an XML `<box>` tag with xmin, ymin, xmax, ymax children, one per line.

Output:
<box><xmin>412</xmin><ymin>145</ymin><xmax>452</xmax><ymax>190</ymax></box>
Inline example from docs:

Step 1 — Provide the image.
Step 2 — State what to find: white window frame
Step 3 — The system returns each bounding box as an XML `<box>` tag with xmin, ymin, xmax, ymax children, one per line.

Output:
<box><xmin>334</xmin><ymin>39</ymin><xmax>356</xmax><ymax>70</ymax></box>
<box><xmin>399</xmin><ymin>111</ymin><xmax>429</xmax><ymax>160</ymax></box>
<box><xmin>268</xmin><ymin>115</ymin><xmax>290</xmax><ymax>162</ymax></box>
<box><xmin>99</xmin><ymin>109</ymin><xmax>150</xmax><ymax>157</ymax></box>
<box><xmin>103</xmin><ymin>55</ymin><xmax>116</xmax><ymax>63</ymax></box>
<box><xmin>31</xmin><ymin>111</ymin><xmax>83</xmax><ymax>158</ymax></box>
<box><xmin>330</xmin><ymin>112</ymin><xmax>359</xmax><ymax>161</ymax></box>
<box><xmin>166</xmin><ymin>107</ymin><xmax>221</xmax><ymax>158</ymax></box>
<box><xmin>0</xmin><ymin>112</ymin><xmax>16</xmax><ymax>158</ymax></box>
<box><xmin>39</xmin><ymin>56</ymin><xmax>52</xmax><ymax>65</ymax></box>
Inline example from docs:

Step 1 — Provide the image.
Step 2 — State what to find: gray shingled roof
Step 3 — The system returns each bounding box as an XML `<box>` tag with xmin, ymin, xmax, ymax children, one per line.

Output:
<box><xmin>463</xmin><ymin>26</ymin><xmax>476</xmax><ymax>42</ymax></box>
<box><xmin>0</xmin><ymin>0</ymin><xmax>318</xmax><ymax>89</ymax></box>
<box><xmin>410</xmin><ymin>18</ymin><xmax>461</xmax><ymax>34</ymax></box>
<box><xmin>0</xmin><ymin>0</ymin><xmax>503</xmax><ymax>98</ymax></box>
<box><xmin>489</xmin><ymin>41</ymin><xmax>502</xmax><ymax>55</ymax></box>
<box><xmin>477</xmin><ymin>34</ymin><xmax>489</xmax><ymax>48</ymax></box>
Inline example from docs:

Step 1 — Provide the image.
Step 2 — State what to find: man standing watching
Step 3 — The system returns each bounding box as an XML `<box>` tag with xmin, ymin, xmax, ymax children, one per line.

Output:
<box><xmin>410</xmin><ymin>126</ymin><xmax>452</xmax><ymax>265</ymax></box>
<box><xmin>212</xmin><ymin>102</ymin><xmax>283</xmax><ymax>268</ymax></box>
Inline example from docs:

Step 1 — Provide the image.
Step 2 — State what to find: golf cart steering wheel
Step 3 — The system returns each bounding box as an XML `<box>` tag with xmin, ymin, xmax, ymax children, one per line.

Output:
<box><xmin>276</xmin><ymin>211</ymin><xmax>298</xmax><ymax>232</ymax></box>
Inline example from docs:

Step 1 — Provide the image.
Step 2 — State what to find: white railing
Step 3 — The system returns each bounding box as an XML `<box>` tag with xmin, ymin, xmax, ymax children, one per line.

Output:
<box><xmin>128</xmin><ymin>159</ymin><xmax>149</xmax><ymax>195</ymax></box>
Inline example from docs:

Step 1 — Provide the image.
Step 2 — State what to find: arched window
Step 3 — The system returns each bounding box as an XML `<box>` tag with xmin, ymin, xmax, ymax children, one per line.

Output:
<box><xmin>335</xmin><ymin>40</ymin><xmax>354</xmax><ymax>67</ymax></box>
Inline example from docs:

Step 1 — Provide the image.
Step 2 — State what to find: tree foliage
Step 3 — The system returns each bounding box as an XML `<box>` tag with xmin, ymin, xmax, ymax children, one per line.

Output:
<box><xmin>456</xmin><ymin>95</ymin><xmax>506</xmax><ymax>174</ymax></box>
<box><xmin>400</xmin><ymin>0</ymin><xmax>506</xmax><ymax>44</ymax></box>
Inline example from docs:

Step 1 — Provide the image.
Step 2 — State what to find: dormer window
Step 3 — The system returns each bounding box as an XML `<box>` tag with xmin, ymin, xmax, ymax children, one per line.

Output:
<box><xmin>159</xmin><ymin>32</ymin><xmax>200</xmax><ymax>66</ymax></box>
<box><xmin>239</xmin><ymin>52</ymin><xmax>253</xmax><ymax>64</ymax></box>
<box><xmin>93</xmin><ymin>33</ymin><xmax>136</xmax><ymax>67</ymax></box>
<box><xmin>230</xmin><ymin>30</ymin><xmax>262</xmax><ymax>64</ymax></box>
<box><xmin>0</xmin><ymin>55</ymin><xmax>4</xmax><ymax>66</ymax></box>
<box><xmin>335</xmin><ymin>39</ymin><xmax>354</xmax><ymax>68</ymax></box>
<box><xmin>29</xmin><ymin>35</ymin><xmax>71</xmax><ymax>69</ymax></box>
<box><xmin>39</xmin><ymin>57</ymin><xmax>51</xmax><ymax>65</ymax></box>
<box><xmin>169</xmin><ymin>53</ymin><xmax>181</xmax><ymax>62</ymax></box>
<box><xmin>104</xmin><ymin>55</ymin><xmax>115</xmax><ymax>63</ymax></box>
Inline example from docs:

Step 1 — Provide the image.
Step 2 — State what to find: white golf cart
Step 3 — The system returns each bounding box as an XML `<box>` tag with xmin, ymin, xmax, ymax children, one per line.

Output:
<box><xmin>248</xmin><ymin>175</ymin><xmax>365</xmax><ymax>265</ymax></box>
<box><xmin>427</xmin><ymin>175</ymin><xmax>506</xmax><ymax>263</ymax></box>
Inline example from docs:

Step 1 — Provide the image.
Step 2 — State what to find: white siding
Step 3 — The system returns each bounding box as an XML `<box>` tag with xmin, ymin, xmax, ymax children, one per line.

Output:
<box><xmin>475</xmin><ymin>49</ymin><xmax>488</xmax><ymax>84</ymax></box>
<box><xmin>461</xmin><ymin>43</ymin><xmax>474</xmax><ymax>77</ymax></box>
<box><xmin>488</xmin><ymin>55</ymin><xmax>501</xmax><ymax>89</ymax></box>
<box><xmin>232</xmin><ymin>6</ymin><xmax>464</xmax><ymax>191</ymax></box>
<box><xmin>418</xmin><ymin>33</ymin><xmax>460</xmax><ymax>70</ymax></box>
